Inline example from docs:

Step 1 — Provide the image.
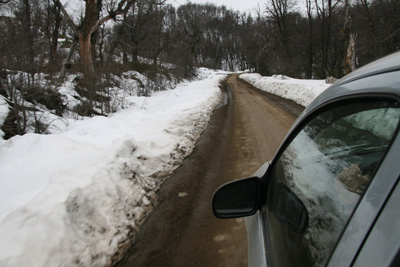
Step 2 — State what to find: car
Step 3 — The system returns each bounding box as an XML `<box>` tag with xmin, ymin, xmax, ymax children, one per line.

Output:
<box><xmin>212</xmin><ymin>51</ymin><xmax>400</xmax><ymax>267</ymax></box>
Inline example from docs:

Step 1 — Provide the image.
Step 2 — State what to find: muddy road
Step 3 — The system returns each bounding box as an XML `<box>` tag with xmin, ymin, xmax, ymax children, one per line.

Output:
<box><xmin>117</xmin><ymin>74</ymin><xmax>304</xmax><ymax>266</ymax></box>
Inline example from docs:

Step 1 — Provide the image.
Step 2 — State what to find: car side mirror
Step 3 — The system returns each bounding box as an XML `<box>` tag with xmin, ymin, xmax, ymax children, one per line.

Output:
<box><xmin>212</xmin><ymin>177</ymin><xmax>261</xmax><ymax>219</ymax></box>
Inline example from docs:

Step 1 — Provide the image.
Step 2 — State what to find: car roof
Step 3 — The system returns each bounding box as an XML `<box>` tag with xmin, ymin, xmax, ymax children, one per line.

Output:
<box><xmin>305</xmin><ymin>51</ymin><xmax>400</xmax><ymax>114</ymax></box>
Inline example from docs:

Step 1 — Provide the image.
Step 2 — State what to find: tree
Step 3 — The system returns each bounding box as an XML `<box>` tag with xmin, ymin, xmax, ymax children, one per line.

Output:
<box><xmin>176</xmin><ymin>3</ymin><xmax>203</xmax><ymax>75</ymax></box>
<box><xmin>314</xmin><ymin>0</ymin><xmax>343</xmax><ymax>77</ymax></box>
<box><xmin>266</xmin><ymin>0</ymin><xmax>292</xmax><ymax>73</ymax></box>
<box><xmin>43</xmin><ymin>0</ymin><xmax>63</xmax><ymax>72</ymax></box>
<box><xmin>56</xmin><ymin>0</ymin><xmax>134</xmax><ymax>76</ymax></box>
<box><xmin>267</xmin><ymin>0</ymin><xmax>290</xmax><ymax>47</ymax></box>
<box><xmin>343</xmin><ymin>0</ymin><xmax>356</xmax><ymax>74</ymax></box>
<box><xmin>305</xmin><ymin>0</ymin><xmax>314</xmax><ymax>78</ymax></box>
<box><xmin>124</xmin><ymin>0</ymin><xmax>158</xmax><ymax>64</ymax></box>
<box><xmin>55</xmin><ymin>0</ymin><xmax>133</xmax><ymax>109</ymax></box>
<box><xmin>145</xmin><ymin>2</ymin><xmax>170</xmax><ymax>70</ymax></box>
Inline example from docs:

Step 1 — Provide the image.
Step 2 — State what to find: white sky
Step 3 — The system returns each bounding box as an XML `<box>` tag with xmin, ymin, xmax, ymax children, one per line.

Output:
<box><xmin>169</xmin><ymin>0</ymin><xmax>265</xmax><ymax>13</ymax></box>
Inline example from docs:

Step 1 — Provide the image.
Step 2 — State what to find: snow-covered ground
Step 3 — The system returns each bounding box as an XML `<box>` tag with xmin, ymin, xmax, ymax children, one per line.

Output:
<box><xmin>0</xmin><ymin>69</ymin><xmax>225</xmax><ymax>266</ymax></box>
<box><xmin>239</xmin><ymin>73</ymin><xmax>331</xmax><ymax>107</ymax></box>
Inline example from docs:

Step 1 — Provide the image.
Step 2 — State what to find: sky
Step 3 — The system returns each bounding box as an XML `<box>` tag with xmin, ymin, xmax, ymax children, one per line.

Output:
<box><xmin>169</xmin><ymin>0</ymin><xmax>265</xmax><ymax>13</ymax></box>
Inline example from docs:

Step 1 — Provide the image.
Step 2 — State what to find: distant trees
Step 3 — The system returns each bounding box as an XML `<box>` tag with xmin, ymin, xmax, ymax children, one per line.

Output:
<box><xmin>258</xmin><ymin>0</ymin><xmax>399</xmax><ymax>78</ymax></box>
<box><xmin>1</xmin><ymin>0</ymin><xmax>399</xmax><ymax>83</ymax></box>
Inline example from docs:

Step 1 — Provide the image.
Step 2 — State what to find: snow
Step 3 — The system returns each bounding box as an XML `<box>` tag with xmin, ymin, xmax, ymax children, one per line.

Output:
<box><xmin>0</xmin><ymin>69</ymin><xmax>225</xmax><ymax>266</ymax></box>
<box><xmin>239</xmin><ymin>73</ymin><xmax>331</xmax><ymax>107</ymax></box>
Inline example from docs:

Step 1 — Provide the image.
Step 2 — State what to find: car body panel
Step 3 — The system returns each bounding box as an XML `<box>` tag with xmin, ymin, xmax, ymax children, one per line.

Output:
<box><xmin>245</xmin><ymin>211</ymin><xmax>267</xmax><ymax>267</ymax></box>
<box><xmin>245</xmin><ymin>162</ymin><xmax>269</xmax><ymax>267</ymax></box>
<box><xmin>353</xmin><ymin>176</ymin><xmax>400</xmax><ymax>267</ymax></box>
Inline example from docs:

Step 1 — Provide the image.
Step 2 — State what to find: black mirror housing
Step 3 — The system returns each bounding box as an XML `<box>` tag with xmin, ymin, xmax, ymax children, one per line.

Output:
<box><xmin>212</xmin><ymin>177</ymin><xmax>261</xmax><ymax>219</ymax></box>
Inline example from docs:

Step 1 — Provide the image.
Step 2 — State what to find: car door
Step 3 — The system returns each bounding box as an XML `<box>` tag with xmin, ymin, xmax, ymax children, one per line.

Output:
<box><xmin>260</xmin><ymin>97</ymin><xmax>400</xmax><ymax>266</ymax></box>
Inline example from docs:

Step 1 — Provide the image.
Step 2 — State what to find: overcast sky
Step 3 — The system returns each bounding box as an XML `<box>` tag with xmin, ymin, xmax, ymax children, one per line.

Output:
<box><xmin>169</xmin><ymin>0</ymin><xmax>265</xmax><ymax>13</ymax></box>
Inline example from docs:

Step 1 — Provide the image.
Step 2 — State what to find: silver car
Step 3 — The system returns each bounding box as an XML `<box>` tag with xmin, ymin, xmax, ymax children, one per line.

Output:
<box><xmin>212</xmin><ymin>52</ymin><xmax>400</xmax><ymax>267</ymax></box>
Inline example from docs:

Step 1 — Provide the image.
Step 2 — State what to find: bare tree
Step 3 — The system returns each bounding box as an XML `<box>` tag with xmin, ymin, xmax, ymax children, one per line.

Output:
<box><xmin>176</xmin><ymin>3</ymin><xmax>203</xmax><ymax>75</ymax></box>
<box><xmin>314</xmin><ymin>0</ymin><xmax>343</xmax><ymax>77</ymax></box>
<box><xmin>305</xmin><ymin>0</ymin><xmax>314</xmax><ymax>78</ymax></box>
<box><xmin>343</xmin><ymin>0</ymin><xmax>356</xmax><ymax>74</ymax></box>
<box><xmin>125</xmin><ymin>0</ymin><xmax>154</xmax><ymax>64</ymax></box>
<box><xmin>267</xmin><ymin>0</ymin><xmax>290</xmax><ymax>46</ymax></box>
<box><xmin>265</xmin><ymin>0</ymin><xmax>296</xmax><ymax>74</ymax></box>
<box><xmin>54</xmin><ymin>0</ymin><xmax>133</xmax><ymax>110</ymax></box>
<box><xmin>147</xmin><ymin>2</ymin><xmax>169</xmax><ymax>70</ymax></box>
<box><xmin>42</xmin><ymin>0</ymin><xmax>63</xmax><ymax>72</ymax></box>
<box><xmin>55</xmin><ymin>0</ymin><xmax>133</xmax><ymax>76</ymax></box>
<box><xmin>21</xmin><ymin>0</ymin><xmax>35</xmax><ymax>73</ymax></box>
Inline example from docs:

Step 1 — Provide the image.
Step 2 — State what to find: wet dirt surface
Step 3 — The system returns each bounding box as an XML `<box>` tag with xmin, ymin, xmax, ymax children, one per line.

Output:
<box><xmin>117</xmin><ymin>74</ymin><xmax>304</xmax><ymax>267</ymax></box>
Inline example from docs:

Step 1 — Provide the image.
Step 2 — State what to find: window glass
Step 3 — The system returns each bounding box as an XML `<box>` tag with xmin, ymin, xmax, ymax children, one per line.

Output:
<box><xmin>263</xmin><ymin>100</ymin><xmax>400</xmax><ymax>266</ymax></box>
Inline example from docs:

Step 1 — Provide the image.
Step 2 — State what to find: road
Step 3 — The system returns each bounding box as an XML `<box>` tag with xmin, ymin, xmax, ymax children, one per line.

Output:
<box><xmin>117</xmin><ymin>74</ymin><xmax>304</xmax><ymax>266</ymax></box>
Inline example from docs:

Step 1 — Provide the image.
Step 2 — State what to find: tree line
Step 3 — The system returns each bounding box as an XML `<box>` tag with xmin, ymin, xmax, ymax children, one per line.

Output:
<box><xmin>1</xmin><ymin>0</ymin><xmax>399</xmax><ymax>79</ymax></box>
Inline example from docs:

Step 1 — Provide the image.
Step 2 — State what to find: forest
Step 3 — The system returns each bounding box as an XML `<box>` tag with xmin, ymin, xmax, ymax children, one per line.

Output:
<box><xmin>0</xmin><ymin>0</ymin><xmax>399</xmax><ymax>137</ymax></box>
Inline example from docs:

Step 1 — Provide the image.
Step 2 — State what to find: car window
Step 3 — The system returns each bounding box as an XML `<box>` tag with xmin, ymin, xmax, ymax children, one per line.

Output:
<box><xmin>262</xmin><ymin>99</ymin><xmax>400</xmax><ymax>267</ymax></box>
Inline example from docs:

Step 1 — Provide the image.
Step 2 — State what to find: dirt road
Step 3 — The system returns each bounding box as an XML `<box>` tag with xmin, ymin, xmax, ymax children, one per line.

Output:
<box><xmin>117</xmin><ymin>74</ymin><xmax>304</xmax><ymax>266</ymax></box>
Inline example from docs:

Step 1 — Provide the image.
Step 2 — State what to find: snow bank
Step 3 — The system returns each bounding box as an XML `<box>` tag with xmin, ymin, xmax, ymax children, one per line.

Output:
<box><xmin>239</xmin><ymin>73</ymin><xmax>331</xmax><ymax>107</ymax></box>
<box><xmin>0</xmin><ymin>70</ymin><xmax>225</xmax><ymax>266</ymax></box>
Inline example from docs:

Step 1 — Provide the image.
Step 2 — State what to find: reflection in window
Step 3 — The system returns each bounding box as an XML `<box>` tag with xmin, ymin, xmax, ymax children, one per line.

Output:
<box><xmin>263</xmin><ymin>100</ymin><xmax>400</xmax><ymax>266</ymax></box>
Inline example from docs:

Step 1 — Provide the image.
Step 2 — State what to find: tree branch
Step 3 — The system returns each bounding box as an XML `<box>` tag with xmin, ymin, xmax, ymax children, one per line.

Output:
<box><xmin>91</xmin><ymin>0</ymin><xmax>134</xmax><ymax>35</ymax></box>
<box><xmin>53</xmin><ymin>0</ymin><xmax>79</xmax><ymax>37</ymax></box>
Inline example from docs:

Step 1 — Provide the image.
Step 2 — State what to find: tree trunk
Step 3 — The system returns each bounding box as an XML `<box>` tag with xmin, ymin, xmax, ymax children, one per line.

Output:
<box><xmin>106</xmin><ymin>15</ymin><xmax>127</xmax><ymax>66</ymax></box>
<box><xmin>361</xmin><ymin>0</ymin><xmax>378</xmax><ymax>57</ymax></box>
<box><xmin>22</xmin><ymin>0</ymin><xmax>35</xmax><ymax>73</ymax></box>
<box><xmin>306</xmin><ymin>0</ymin><xmax>313</xmax><ymax>79</ymax></box>
<box><xmin>343</xmin><ymin>1</ymin><xmax>356</xmax><ymax>75</ymax></box>
<box><xmin>79</xmin><ymin>36</ymin><xmax>96</xmax><ymax>78</ymax></box>
<box><xmin>344</xmin><ymin>33</ymin><xmax>357</xmax><ymax>74</ymax></box>
<box><xmin>79</xmin><ymin>0</ymin><xmax>100</xmax><ymax>78</ymax></box>
<box><xmin>49</xmin><ymin>1</ymin><xmax>62</xmax><ymax>70</ymax></box>
<box><xmin>132</xmin><ymin>45</ymin><xmax>139</xmax><ymax>64</ymax></box>
<box><xmin>79</xmin><ymin>34</ymin><xmax>97</xmax><ymax>110</ymax></box>
<box><xmin>79</xmin><ymin>0</ymin><xmax>101</xmax><ymax>111</ymax></box>
<box><xmin>59</xmin><ymin>39</ymin><xmax>78</xmax><ymax>80</ymax></box>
